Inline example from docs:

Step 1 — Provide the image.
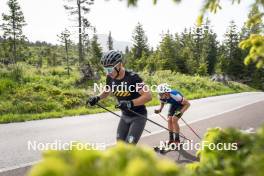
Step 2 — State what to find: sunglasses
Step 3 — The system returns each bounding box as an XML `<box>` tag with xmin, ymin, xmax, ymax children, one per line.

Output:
<box><xmin>104</xmin><ymin>63</ymin><xmax>120</xmax><ymax>74</ymax></box>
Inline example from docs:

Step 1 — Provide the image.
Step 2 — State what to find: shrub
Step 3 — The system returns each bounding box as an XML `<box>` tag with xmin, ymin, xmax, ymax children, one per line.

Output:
<box><xmin>32</xmin><ymin>84</ymin><xmax>47</xmax><ymax>92</ymax></box>
<box><xmin>28</xmin><ymin>125</ymin><xmax>264</xmax><ymax>176</ymax></box>
<box><xmin>29</xmin><ymin>142</ymin><xmax>181</xmax><ymax>176</ymax></box>
<box><xmin>63</xmin><ymin>97</ymin><xmax>82</xmax><ymax>109</ymax></box>
<box><xmin>0</xmin><ymin>78</ymin><xmax>16</xmax><ymax>95</ymax></box>
<box><xmin>186</xmin><ymin>126</ymin><xmax>264</xmax><ymax>176</ymax></box>
<box><xmin>0</xmin><ymin>102</ymin><xmax>13</xmax><ymax>115</ymax></box>
<box><xmin>48</xmin><ymin>87</ymin><xmax>62</xmax><ymax>96</ymax></box>
<box><xmin>12</xmin><ymin>101</ymin><xmax>61</xmax><ymax>114</ymax></box>
<box><xmin>50</xmin><ymin>67</ymin><xmax>67</xmax><ymax>76</ymax></box>
<box><xmin>194</xmin><ymin>128</ymin><xmax>253</xmax><ymax>176</ymax></box>
<box><xmin>0</xmin><ymin>67</ymin><xmax>255</xmax><ymax>123</ymax></box>
<box><xmin>9</xmin><ymin>64</ymin><xmax>24</xmax><ymax>82</ymax></box>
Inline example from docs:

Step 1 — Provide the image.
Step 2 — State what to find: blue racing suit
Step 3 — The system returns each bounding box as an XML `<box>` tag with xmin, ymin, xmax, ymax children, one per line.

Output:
<box><xmin>160</xmin><ymin>90</ymin><xmax>184</xmax><ymax>117</ymax></box>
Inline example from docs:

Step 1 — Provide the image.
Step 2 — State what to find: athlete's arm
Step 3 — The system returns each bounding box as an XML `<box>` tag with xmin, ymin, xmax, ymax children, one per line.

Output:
<box><xmin>98</xmin><ymin>90</ymin><xmax>111</xmax><ymax>100</ymax></box>
<box><xmin>98</xmin><ymin>76</ymin><xmax>112</xmax><ymax>100</ymax></box>
<box><xmin>87</xmin><ymin>90</ymin><xmax>110</xmax><ymax>106</ymax></box>
<box><xmin>180</xmin><ymin>98</ymin><xmax>190</xmax><ymax>113</ymax></box>
<box><xmin>170</xmin><ymin>92</ymin><xmax>190</xmax><ymax>113</ymax></box>
<box><xmin>159</xmin><ymin>102</ymin><xmax>165</xmax><ymax>111</ymax></box>
<box><xmin>154</xmin><ymin>101</ymin><xmax>164</xmax><ymax>114</ymax></box>
<box><xmin>132</xmin><ymin>88</ymin><xmax>152</xmax><ymax>106</ymax></box>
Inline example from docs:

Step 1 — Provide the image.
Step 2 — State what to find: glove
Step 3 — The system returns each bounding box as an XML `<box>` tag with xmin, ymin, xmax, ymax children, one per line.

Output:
<box><xmin>154</xmin><ymin>109</ymin><xmax>161</xmax><ymax>114</ymax></box>
<box><xmin>174</xmin><ymin>111</ymin><xmax>183</xmax><ymax>118</ymax></box>
<box><xmin>117</xmin><ymin>100</ymin><xmax>133</xmax><ymax>111</ymax></box>
<box><xmin>87</xmin><ymin>96</ymin><xmax>100</xmax><ymax>106</ymax></box>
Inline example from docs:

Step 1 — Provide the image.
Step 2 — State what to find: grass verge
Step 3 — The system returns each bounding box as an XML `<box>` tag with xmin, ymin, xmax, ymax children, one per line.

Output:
<box><xmin>0</xmin><ymin>66</ymin><xmax>256</xmax><ymax>123</ymax></box>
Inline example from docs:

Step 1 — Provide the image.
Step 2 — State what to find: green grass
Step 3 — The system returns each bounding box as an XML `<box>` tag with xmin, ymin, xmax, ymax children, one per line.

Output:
<box><xmin>0</xmin><ymin>65</ymin><xmax>256</xmax><ymax>123</ymax></box>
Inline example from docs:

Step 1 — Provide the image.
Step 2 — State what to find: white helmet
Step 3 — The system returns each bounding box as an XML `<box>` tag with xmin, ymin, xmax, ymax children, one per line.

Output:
<box><xmin>157</xmin><ymin>83</ymin><xmax>171</xmax><ymax>94</ymax></box>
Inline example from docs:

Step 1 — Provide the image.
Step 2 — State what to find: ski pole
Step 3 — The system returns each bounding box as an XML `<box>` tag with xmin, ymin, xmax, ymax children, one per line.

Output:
<box><xmin>124</xmin><ymin>108</ymin><xmax>192</xmax><ymax>142</ymax></box>
<box><xmin>159</xmin><ymin>113</ymin><xmax>201</xmax><ymax>140</ymax></box>
<box><xmin>158</xmin><ymin>113</ymin><xmax>168</xmax><ymax>122</ymax></box>
<box><xmin>96</xmin><ymin>103</ymin><xmax>152</xmax><ymax>134</ymax></box>
<box><xmin>180</xmin><ymin>117</ymin><xmax>202</xmax><ymax>140</ymax></box>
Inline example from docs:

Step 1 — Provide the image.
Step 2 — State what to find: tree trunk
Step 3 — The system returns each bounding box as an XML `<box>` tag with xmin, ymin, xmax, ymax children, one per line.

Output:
<box><xmin>77</xmin><ymin>0</ymin><xmax>83</xmax><ymax>65</ymax></box>
<box><xmin>65</xmin><ymin>38</ymin><xmax>70</xmax><ymax>76</ymax></box>
<box><xmin>12</xmin><ymin>15</ymin><xmax>16</xmax><ymax>64</ymax></box>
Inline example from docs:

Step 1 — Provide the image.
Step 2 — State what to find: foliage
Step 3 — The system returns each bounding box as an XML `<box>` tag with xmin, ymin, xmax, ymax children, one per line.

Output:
<box><xmin>141</xmin><ymin>70</ymin><xmax>254</xmax><ymax>106</ymax></box>
<box><xmin>57</xmin><ymin>29</ymin><xmax>73</xmax><ymax>76</ymax></box>
<box><xmin>107</xmin><ymin>31</ymin><xmax>114</xmax><ymax>50</ymax></box>
<box><xmin>220</xmin><ymin>21</ymin><xmax>244</xmax><ymax>78</ymax></box>
<box><xmin>126</xmin><ymin>23</ymin><xmax>150</xmax><ymax>70</ymax></box>
<box><xmin>88</xmin><ymin>33</ymin><xmax>103</xmax><ymax>72</ymax></box>
<box><xmin>188</xmin><ymin>126</ymin><xmax>264</xmax><ymax>176</ymax></box>
<box><xmin>240</xmin><ymin>34</ymin><xmax>264</xmax><ymax>68</ymax></box>
<box><xmin>28</xmin><ymin>125</ymin><xmax>264</xmax><ymax>176</ymax></box>
<box><xmin>156</xmin><ymin>32</ymin><xmax>179</xmax><ymax>71</ymax></box>
<box><xmin>64</xmin><ymin>0</ymin><xmax>94</xmax><ymax>65</ymax></box>
<box><xmin>121</xmin><ymin>0</ymin><xmax>264</xmax><ymax>68</ymax></box>
<box><xmin>0</xmin><ymin>0</ymin><xmax>261</xmax><ymax>124</ymax></box>
<box><xmin>0</xmin><ymin>66</ymin><xmax>254</xmax><ymax>123</ymax></box>
<box><xmin>0</xmin><ymin>65</ymin><xmax>91</xmax><ymax>121</ymax></box>
<box><xmin>1</xmin><ymin>0</ymin><xmax>27</xmax><ymax>63</ymax></box>
<box><xmin>29</xmin><ymin>142</ymin><xmax>181</xmax><ymax>176</ymax></box>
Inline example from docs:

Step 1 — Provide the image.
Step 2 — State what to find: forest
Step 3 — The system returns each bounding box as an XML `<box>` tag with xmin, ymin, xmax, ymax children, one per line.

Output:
<box><xmin>0</xmin><ymin>0</ymin><xmax>263</xmax><ymax>123</ymax></box>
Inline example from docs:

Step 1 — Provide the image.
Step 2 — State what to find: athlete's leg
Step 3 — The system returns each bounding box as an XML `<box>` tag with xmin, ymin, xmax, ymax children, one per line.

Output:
<box><xmin>117</xmin><ymin>118</ymin><xmax>129</xmax><ymax>142</ymax></box>
<box><xmin>172</xmin><ymin>106</ymin><xmax>183</xmax><ymax>141</ymax></box>
<box><xmin>168</xmin><ymin>104</ymin><xmax>177</xmax><ymax>141</ymax></box>
<box><xmin>125</xmin><ymin>116</ymin><xmax>147</xmax><ymax>144</ymax></box>
<box><xmin>168</xmin><ymin>116</ymin><xmax>174</xmax><ymax>141</ymax></box>
<box><xmin>172</xmin><ymin>117</ymin><xmax>180</xmax><ymax>141</ymax></box>
<box><xmin>172</xmin><ymin>117</ymin><xmax>180</xmax><ymax>133</ymax></box>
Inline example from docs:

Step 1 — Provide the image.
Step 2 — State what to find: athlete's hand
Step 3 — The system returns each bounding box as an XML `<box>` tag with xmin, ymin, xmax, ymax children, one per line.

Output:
<box><xmin>174</xmin><ymin>111</ymin><xmax>183</xmax><ymax>118</ymax></box>
<box><xmin>154</xmin><ymin>109</ymin><xmax>161</xmax><ymax>114</ymax></box>
<box><xmin>87</xmin><ymin>96</ymin><xmax>100</xmax><ymax>106</ymax></box>
<box><xmin>117</xmin><ymin>100</ymin><xmax>133</xmax><ymax>110</ymax></box>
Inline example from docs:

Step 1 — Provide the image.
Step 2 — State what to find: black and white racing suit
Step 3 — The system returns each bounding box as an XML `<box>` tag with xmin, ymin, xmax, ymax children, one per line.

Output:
<box><xmin>106</xmin><ymin>70</ymin><xmax>147</xmax><ymax>144</ymax></box>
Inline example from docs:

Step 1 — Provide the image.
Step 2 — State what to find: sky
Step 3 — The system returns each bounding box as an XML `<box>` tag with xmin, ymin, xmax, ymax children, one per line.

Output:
<box><xmin>0</xmin><ymin>0</ymin><xmax>253</xmax><ymax>47</ymax></box>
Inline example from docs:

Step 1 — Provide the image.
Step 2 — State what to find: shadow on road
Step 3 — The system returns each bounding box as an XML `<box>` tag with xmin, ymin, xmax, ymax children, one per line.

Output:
<box><xmin>176</xmin><ymin>149</ymin><xmax>199</xmax><ymax>164</ymax></box>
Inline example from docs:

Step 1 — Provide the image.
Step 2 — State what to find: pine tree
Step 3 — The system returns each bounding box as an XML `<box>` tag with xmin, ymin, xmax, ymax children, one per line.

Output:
<box><xmin>64</xmin><ymin>0</ymin><xmax>94</xmax><ymax>66</ymax></box>
<box><xmin>192</xmin><ymin>25</ymin><xmax>203</xmax><ymax>63</ymax></box>
<box><xmin>45</xmin><ymin>47</ymin><xmax>53</xmax><ymax>66</ymax></box>
<box><xmin>82</xmin><ymin>18</ymin><xmax>93</xmax><ymax>60</ymax></box>
<box><xmin>131</xmin><ymin>23</ymin><xmax>149</xmax><ymax>60</ymax></box>
<box><xmin>51</xmin><ymin>51</ymin><xmax>58</xmax><ymax>67</ymax></box>
<box><xmin>145</xmin><ymin>51</ymin><xmax>160</xmax><ymax>73</ymax></box>
<box><xmin>173</xmin><ymin>33</ymin><xmax>188</xmax><ymax>73</ymax></box>
<box><xmin>89</xmin><ymin>33</ymin><xmax>103</xmax><ymax>72</ymax></box>
<box><xmin>201</xmin><ymin>19</ymin><xmax>218</xmax><ymax>75</ymax></box>
<box><xmin>58</xmin><ymin>29</ymin><xmax>72</xmax><ymax>76</ymax></box>
<box><xmin>1</xmin><ymin>0</ymin><xmax>27</xmax><ymax>63</ymax></box>
<box><xmin>222</xmin><ymin>21</ymin><xmax>244</xmax><ymax>79</ymax></box>
<box><xmin>125</xmin><ymin>46</ymin><xmax>130</xmax><ymax>54</ymax></box>
<box><xmin>156</xmin><ymin>32</ymin><xmax>179</xmax><ymax>71</ymax></box>
<box><xmin>180</xmin><ymin>28</ymin><xmax>197</xmax><ymax>74</ymax></box>
<box><xmin>107</xmin><ymin>31</ymin><xmax>114</xmax><ymax>50</ymax></box>
<box><xmin>0</xmin><ymin>36</ymin><xmax>11</xmax><ymax>64</ymax></box>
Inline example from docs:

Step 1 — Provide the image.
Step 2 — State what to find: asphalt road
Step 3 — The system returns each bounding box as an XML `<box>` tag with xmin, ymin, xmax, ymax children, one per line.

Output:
<box><xmin>0</xmin><ymin>92</ymin><xmax>264</xmax><ymax>176</ymax></box>
<box><xmin>140</xmin><ymin>100</ymin><xmax>264</xmax><ymax>163</ymax></box>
